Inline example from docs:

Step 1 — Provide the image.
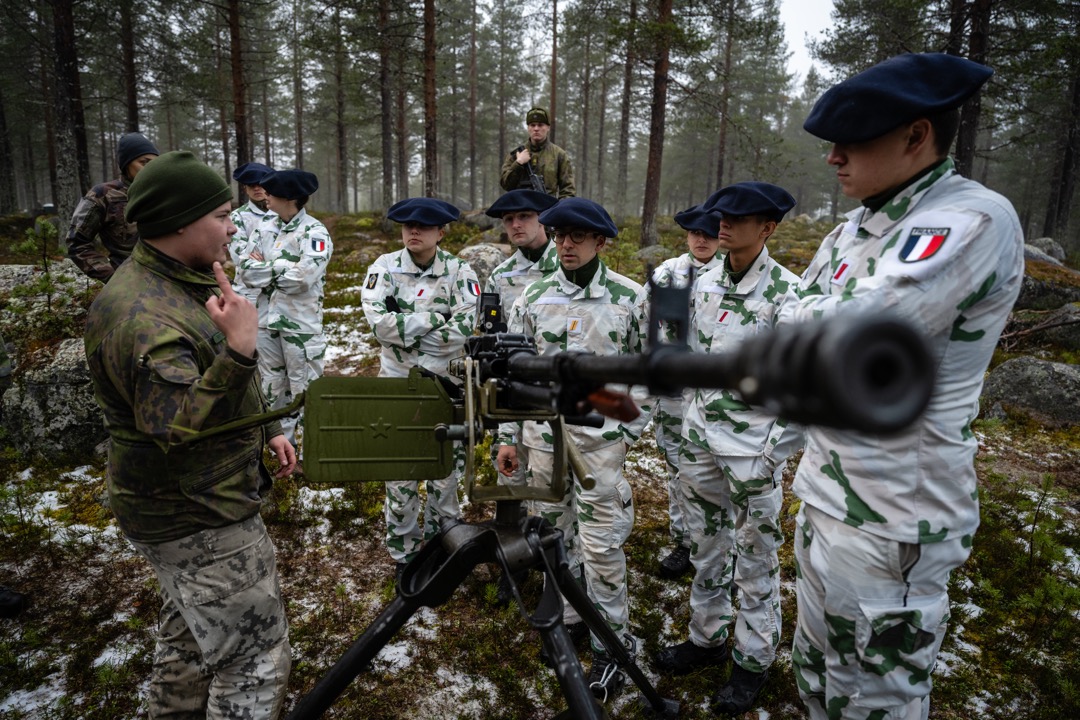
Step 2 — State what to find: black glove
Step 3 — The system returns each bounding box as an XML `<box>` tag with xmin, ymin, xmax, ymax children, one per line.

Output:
<box><xmin>384</xmin><ymin>295</ymin><xmax>401</xmax><ymax>312</ymax></box>
<box><xmin>438</xmin><ymin>311</ymin><xmax>451</xmax><ymax>322</ymax></box>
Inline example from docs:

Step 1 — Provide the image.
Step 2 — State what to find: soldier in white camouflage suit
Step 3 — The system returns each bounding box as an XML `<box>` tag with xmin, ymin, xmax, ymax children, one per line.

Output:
<box><xmin>229</xmin><ymin>162</ymin><xmax>276</xmax><ymax>308</ymax></box>
<box><xmin>646</xmin><ymin>204</ymin><xmax>724</xmax><ymax>581</ymax></box>
<box><xmin>361</xmin><ymin>198</ymin><xmax>479</xmax><ymax>578</ymax></box>
<box><xmin>496</xmin><ymin>197</ymin><xmax>648</xmax><ymax>701</ymax></box>
<box><xmin>239</xmin><ymin>169</ymin><xmax>332</xmax><ymax>453</ymax></box>
<box><xmin>484</xmin><ymin>189</ymin><xmax>559</xmax><ymax>487</ymax></box>
<box><xmin>655</xmin><ymin>182</ymin><xmax>804</xmax><ymax>714</ymax></box>
<box><xmin>783</xmin><ymin>54</ymin><xmax>1024</xmax><ymax>720</ymax></box>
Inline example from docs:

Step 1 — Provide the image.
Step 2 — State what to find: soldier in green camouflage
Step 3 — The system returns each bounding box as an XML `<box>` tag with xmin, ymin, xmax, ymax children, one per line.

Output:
<box><xmin>784</xmin><ymin>54</ymin><xmax>1024</xmax><ymax>720</ymax></box>
<box><xmin>655</xmin><ymin>182</ymin><xmax>803</xmax><ymax>716</ymax></box>
<box><xmin>500</xmin><ymin>107</ymin><xmax>576</xmax><ymax>199</ymax></box>
<box><xmin>66</xmin><ymin>132</ymin><xmax>159</xmax><ymax>282</ymax></box>
<box><xmin>84</xmin><ymin>150</ymin><xmax>296</xmax><ymax>719</ymax></box>
<box><xmin>497</xmin><ymin>197</ymin><xmax>648</xmax><ymax>701</ymax></box>
<box><xmin>238</xmin><ymin>169</ymin><xmax>332</xmax><ymax>455</ymax></box>
<box><xmin>360</xmin><ymin>198</ymin><xmax>478</xmax><ymax>578</ymax></box>
<box><xmin>645</xmin><ymin>204</ymin><xmax>724</xmax><ymax>581</ymax></box>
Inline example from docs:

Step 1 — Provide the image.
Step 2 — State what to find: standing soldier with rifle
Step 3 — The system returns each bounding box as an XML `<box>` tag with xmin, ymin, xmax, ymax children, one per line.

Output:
<box><xmin>500</xmin><ymin>107</ymin><xmax>576</xmax><ymax>199</ymax></box>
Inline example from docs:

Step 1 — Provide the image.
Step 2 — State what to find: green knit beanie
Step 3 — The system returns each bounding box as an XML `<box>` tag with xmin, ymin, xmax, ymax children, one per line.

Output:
<box><xmin>125</xmin><ymin>150</ymin><xmax>232</xmax><ymax>238</ymax></box>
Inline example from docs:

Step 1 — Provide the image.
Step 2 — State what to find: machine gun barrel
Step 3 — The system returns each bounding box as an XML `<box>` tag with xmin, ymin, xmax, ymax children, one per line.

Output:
<box><xmin>505</xmin><ymin>315</ymin><xmax>933</xmax><ymax>434</ymax></box>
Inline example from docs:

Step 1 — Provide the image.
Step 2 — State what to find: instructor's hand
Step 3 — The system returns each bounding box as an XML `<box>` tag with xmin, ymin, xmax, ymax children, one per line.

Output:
<box><xmin>206</xmin><ymin>261</ymin><xmax>258</xmax><ymax>358</ymax></box>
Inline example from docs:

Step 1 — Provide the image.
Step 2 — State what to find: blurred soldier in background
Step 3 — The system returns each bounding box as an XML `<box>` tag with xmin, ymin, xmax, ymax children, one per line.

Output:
<box><xmin>500</xmin><ymin>107</ymin><xmax>576</xmax><ymax>199</ymax></box>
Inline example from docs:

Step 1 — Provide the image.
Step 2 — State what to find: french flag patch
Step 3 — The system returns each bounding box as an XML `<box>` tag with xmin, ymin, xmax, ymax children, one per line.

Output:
<box><xmin>900</xmin><ymin>228</ymin><xmax>949</xmax><ymax>263</ymax></box>
<box><xmin>468</xmin><ymin>280</ymin><xmax>481</xmax><ymax>296</ymax></box>
<box><xmin>831</xmin><ymin>261</ymin><xmax>852</xmax><ymax>285</ymax></box>
<box><xmin>311</xmin><ymin>238</ymin><xmax>326</xmax><ymax>253</ymax></box>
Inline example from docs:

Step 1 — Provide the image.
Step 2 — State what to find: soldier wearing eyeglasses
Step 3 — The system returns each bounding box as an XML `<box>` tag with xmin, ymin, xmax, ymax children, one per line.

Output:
<box><xmin>497</xmin><ymin>197</ymin><xmax>648</xmax><ymax>702</ymax></box>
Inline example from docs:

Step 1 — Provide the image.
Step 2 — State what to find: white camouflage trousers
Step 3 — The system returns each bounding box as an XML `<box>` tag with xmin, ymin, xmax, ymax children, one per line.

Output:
<box><xmin>679</xmin><ymin>452</ymin><xmax>783</xmax><ymax>671</ymax></box>
<box><xmin>383</xmin><ymin>441</ymin><xmax>465</xmax><ymax>563</ymax></box>
<box><xmin>793</xmin><ymin>503</ymin><xmax>969</xmax><ymax>720</ymax></box>
<box><xmin>130</xmin><ymin>515</ymin><xmax>291</xmax><ymax>720</ymax></box>
<box><xmin>258</xmin><ymin>329</ymin><xmax>325</xmax><ymax>448</ymax></box>
<box><xmin>527</xmin><ymin>442</ymin><xmax>634</xmax><ymax>650</ymax></box>
<box><xmin>654</xmin><ymin>405</ymin><xmax>688</xmax><ymax>548</ymax></box>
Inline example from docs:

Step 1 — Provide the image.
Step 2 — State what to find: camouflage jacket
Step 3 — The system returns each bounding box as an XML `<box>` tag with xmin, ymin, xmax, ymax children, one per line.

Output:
<box><xmin>506</xmin><ymin>261</ymin><xmax>651</xmax><ymax>452</ymax></box>
<box><xmin>500</xmin><ymin>139</ymin><xmax>576</xmax><ymax>199</ymax></box>
<box><xmin>778</xmin><ymin>158</ymin><xmax>1024</xmax><ymax>544</ymax></box>
<box><xmin>66</xmin><ymin>177</ymin><xmax>138</xmax><ymax>282</ymax></box>
<box><xmin>483</xmin><ymin>240</ymin><xmax>560</xmax><ymax>320</ymax></box>
<box><xmin>229</xmin><ymin>201</ymin><xmax>275</xmax><ymax>308</ymax></box>
<box><xmin>239</xmin><ymin>208</ymin><xmax>331</xmax><ymax>336</ymax></box>
<box><xmin>84</xmin><ymin>241</ymin><xmax>283</xmax><ymax>544</ymax></box>
<box><xmin>646</xmin><ymin>252</ymin><xmax>724</xmax><ymax>420</ymax></box>
<box><xmin>361</xmin><ymin>247</ymin><xmax>480</xmax><ymax>378</ymax></box>
<box><xmin>682</xmin><ymin>247</ymin><xmax>804</xmax><ymax>464</ymax></box>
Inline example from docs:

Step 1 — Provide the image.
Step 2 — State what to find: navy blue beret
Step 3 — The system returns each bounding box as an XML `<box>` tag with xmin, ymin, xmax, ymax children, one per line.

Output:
<box><xmin>538</xmin><ymin>197</ymin><xmax>618</xmax><ymax>238</ymax></box>
<box><xmin>703</xmin><ymin>182</ymin><xmax>796</xmax><ymax>222</ymax></box>
<box><xmin>232</xmin><ymin>162</ymin><xmax>274</xmax><ymax>186</ymax></box>
<box><xmin>485</xmin><ymin>189</ymin><xmax>558</xmax><ymax>218</ymax></box>
<box><xmin>261</xmin><ymin>169</ymin><xmax>318</xmax><ymax>199</ymax></box>
<box><xmin>804</xmin><ymin>53</ymin><xmax>993</xmax><ymax>144</ymax></box>
<box><xmin>674</xmin><ymin>204</ymin><xmax>721</xmax><ymax>238</ymax></box>
<box><xmin>386</xmin><ymin>197</ymin><xmax>461</xmax><ymax>226</ymax></box>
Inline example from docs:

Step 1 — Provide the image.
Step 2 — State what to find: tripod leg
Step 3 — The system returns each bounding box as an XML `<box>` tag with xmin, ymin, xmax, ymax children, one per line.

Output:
<box><xmin>283</xmin><ymin>595</ymin><xmax>416</xmax><ymax>719</ymax></box>
<box><xmin>537</xmin><ymin>621</ymin><xmax>607</xmax><ymax>720</ymax></box>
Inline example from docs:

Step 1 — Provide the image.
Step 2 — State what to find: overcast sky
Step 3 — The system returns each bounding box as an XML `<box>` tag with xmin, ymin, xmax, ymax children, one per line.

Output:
<box><xmin>779</xmin><ymin>0</ymin><xmax>835</xmax><ymax>85</ymax></box>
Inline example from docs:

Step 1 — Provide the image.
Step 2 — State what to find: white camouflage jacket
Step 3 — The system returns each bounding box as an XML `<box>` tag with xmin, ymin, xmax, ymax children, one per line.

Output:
<box><xmin>778</xmin><ymin>158</ymin><xmax>1024</xmax><ymax>544</ymax></box>
<box><xmin>240</xmin><ymin>208</ymin><xmax>332</xmax><ymax>337</ymax></box>
<box><xmin>361</xmin><ymin>247</ymin><xmax>480</xmax><ymax>378</ymax></box>
<box><xmin>505</xmin><ymin>261</ymin><xmax>651</xmax><ymax>452</ymax></box>
<box><xmin>484</xmin><ymin>240</ymin><xmax>560</xmax><ymax>319</ymax></box>
<box><xmin>682</xmin><ymin>246</ymin><xmax>804</xmax><ymax>464</ymax></box>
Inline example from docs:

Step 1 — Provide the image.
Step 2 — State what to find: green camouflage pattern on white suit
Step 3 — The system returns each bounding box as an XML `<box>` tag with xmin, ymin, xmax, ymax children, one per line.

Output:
<box><xmin>780</xmin><ymin>158</ymin><xmax>1024</xmax><ymax>720</ymax></box>
<box><xmin>646</xmin><ymin>251</ymin><xmax>723</xmax><ymax>547</ymax></box>
<box><xmin>361</xmin><ymin>247</ymin><xmax>479</xmax><ymax>562</ymax></box>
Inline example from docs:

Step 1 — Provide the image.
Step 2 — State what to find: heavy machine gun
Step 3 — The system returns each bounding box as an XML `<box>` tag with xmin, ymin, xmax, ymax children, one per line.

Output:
<box><xmin>191</xmin><ymin>278</ymin><xmax>935</xmax><ymax>719</ymax></box>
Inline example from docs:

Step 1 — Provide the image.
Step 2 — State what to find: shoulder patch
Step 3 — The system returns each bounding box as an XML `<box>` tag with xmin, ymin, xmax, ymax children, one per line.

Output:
<box><xmin>468</xmin><ymin>280</ymin><xmax>481</xmax><ymax>296</ymax></box>
<box><xmin>900</xmin><ymin>228</ymin><xmax>949</xmax><ymax>263</ymax></box>
<box><xmin>365</xmin><ymin>273</ymin><xmax>379</xmax><ymax>289</ymax></box>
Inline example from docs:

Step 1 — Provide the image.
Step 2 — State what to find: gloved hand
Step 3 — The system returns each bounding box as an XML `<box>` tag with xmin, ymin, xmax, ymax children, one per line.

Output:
<box><xmin>384</xmin><ymin>295</ymin><xmax>401</xmax><ymax>312</ymax></box>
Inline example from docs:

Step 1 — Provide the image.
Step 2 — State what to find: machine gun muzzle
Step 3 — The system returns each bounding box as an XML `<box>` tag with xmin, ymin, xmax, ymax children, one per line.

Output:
<box><xmin>504</xmin><ymin>315</ymin><xmax>933</xmax><ymax>434</ymax></box>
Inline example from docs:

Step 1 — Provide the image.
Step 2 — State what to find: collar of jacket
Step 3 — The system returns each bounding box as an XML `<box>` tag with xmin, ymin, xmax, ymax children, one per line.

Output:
<box><xmin>279</xmin><ymin>207</ymin><xmax>309</xmax><ymax>233</ymax></box>
<box><xmin>721</xmin><ymin>244</ymin><xmax>770</xmax><ymax>292</ymax></box>
<box><xmin>554</xmin><ymin>257</ymin><xmax>609</xmax><ymax>299</ymax></box>
<box><xmin>132</xmin><ymin>240</ymin><xmax>219</xmax><ymax>288</ymax></box>
<box><xmin>857</xmin><ymin>157</ymin><xmax>954</xmax><ymax>238</ymax></box>
<box><xmin>400</xmin><ymin>246</ymin><xmax>452</xmax><ymax>276</ymax></box>
<box><xmin>528</xmin><ymin>138</ymin><xmax>549</xmax><ymax>153</ymax></box>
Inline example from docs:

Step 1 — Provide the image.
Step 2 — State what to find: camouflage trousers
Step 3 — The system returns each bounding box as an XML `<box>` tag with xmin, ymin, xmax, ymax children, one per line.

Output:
<box><xmin>679</xmin><ymin>452</ymin><xmax>783</xmax><ymax>670</ymax></box>
<box><xmin>654</xmin><ymin>406</ymin><xmax>688</xmax><ymax>548</ymax></box>
<box><xmin>129</xmin><ymin>515</ymin><xmax>291</xmax><ymax>720</ymax></box>
<box><xmin>527</xmin><ymin>443</ymin><xmax>634</xmax><ymax>650</ymax></box>
<box><xmin>792</xmin><ymin>503</ymin><xmax>970</xmax><ymax>720</ymax></box>
<box><xmin>383</xmin><ymin>441</ymin><xmax>465</xmax><ymax>563</ymax></box>
<box><xmin>258</xmin><ymin>329</ymin><xmax>326</xmax><ymax>448</ymax></box>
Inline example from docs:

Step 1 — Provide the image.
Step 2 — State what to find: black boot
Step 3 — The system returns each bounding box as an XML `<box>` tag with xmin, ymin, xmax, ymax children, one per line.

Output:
<box><xmin>587</xmin><ymin>636</ymin><xmax>635</xmax><ymax>702</ymax></box>
<box><xmin>712</xmin><ymin>664</ymin><xmax>770</xmax><ymax>714</ymax></box>
<box><xmin>654</xmin><ymin>639</ymin><xmax>728</xmax><ymax>675</ymax></box>
<box><xmin>657</xmin><ymin>545</ymin><xmax>692</xmax><ymax>579</ymax></box>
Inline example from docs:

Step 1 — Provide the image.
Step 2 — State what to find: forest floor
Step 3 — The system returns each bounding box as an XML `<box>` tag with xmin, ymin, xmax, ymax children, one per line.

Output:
<box><xmin>1</xmin><ymin>213</ymin><xmax>1078</xmax><ymax>719</ymax></box>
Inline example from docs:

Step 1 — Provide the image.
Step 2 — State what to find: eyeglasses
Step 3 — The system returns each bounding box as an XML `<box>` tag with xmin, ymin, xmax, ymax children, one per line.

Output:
<box><xmin>553</xmin><ymin>230</ymin><xmax>594</xmax><ymax>245</ymax></box>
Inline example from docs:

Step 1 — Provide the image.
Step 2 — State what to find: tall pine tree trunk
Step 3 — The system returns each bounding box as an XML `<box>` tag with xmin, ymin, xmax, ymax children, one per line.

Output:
<box><xmin>616</xmin><ymin>0</ymin><xmax>637</xmax><ymax>218</ymax></box>
<box><xmin>120</xmin><ymin>0</ymin><xmax>139</xmax><ymax>132</ymax></box>
<box><xmin>334</xmin><ymin>6</ymin><xmax>347</xmax><ymax>212</ymax></box>
<box><xmin>579</xmin><ymin>29</ymin><xmax>591</xmax><ymax>198</ymax></box>
<box><xmin>716</xmin><ymin>1</ymin><xmax>734</xmax><ymax>188</ymax></box>
<box><xmin>49</xmin><ymin>0</ymin><xmax>86</xmax><ymax>223</ymax></box>
<box><xmin>379</xmin><ymin>0</ymin><xmax>394</xmax><ymax>209</ymax></box>
<box><xmin>640</xmin><ymin>0</ymin><xmax>673</xmax><ymax>248</ymax></box>
<box><xmin>468</xmin><ymin>0</ymin><xmax>478</xmax><ymax>209</ymax></box>
<box><xmin>423</xmin><ymin>0</ymin><xmax>437</xmax><ymax>197</ymax></box>
<box><xmin>550</xmin><ymin>0</ymin><xmax>558</xmax><ymax>142</ymax></box>
<box><xmin>0</xmin><ymin>87</ymin><xmax>17</xmax><ymax>213</ymax></box>
<box><xmin>293</xmin><ymin>0</ymin><xmax>304</xmax><ymax>167</ymax></box>
<box><xmin>955</xmin><ymin>0</ymin><xmax>990</xmax><ymax>177</ymax></box>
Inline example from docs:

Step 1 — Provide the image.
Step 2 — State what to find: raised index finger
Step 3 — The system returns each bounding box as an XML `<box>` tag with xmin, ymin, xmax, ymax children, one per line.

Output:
<box><xmin>211</xmin><ymin>261</ymin><xmax>236</xmax><ymax>297</ymax></box>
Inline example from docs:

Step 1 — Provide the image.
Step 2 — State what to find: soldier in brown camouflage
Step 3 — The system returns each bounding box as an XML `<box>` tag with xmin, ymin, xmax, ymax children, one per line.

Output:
<box><xmin>84</xmin><ymin>150</ymin><xmax>296</xmax><ymax>719</ymax></box>
<box><xmin>66</xmin><ymin>132</ymin><xmax>159</xmax><ymax>282</ymax></box>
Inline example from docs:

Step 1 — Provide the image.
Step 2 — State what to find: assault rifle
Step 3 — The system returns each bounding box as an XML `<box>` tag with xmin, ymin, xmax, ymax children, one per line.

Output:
<box><xmin>513</xmin><ymin>144</ymin><xmax>549</xmax><ymax>195</ymax></box>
